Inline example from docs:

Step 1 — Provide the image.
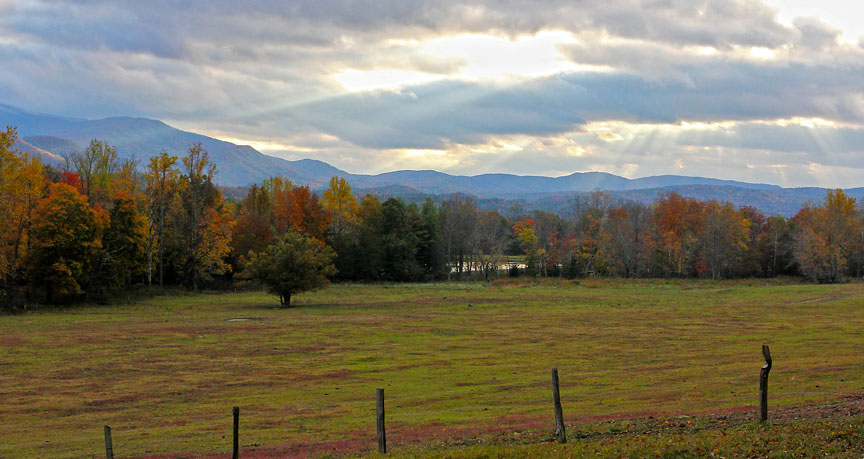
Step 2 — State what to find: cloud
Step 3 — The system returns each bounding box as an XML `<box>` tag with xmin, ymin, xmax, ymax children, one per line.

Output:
<box><xmin>3</xmin><ymin>1</ymin><xmax>184</xmax><ymax>57</ymax></box>
<box><xmin>0</xmin><ymin>0</ymin><xmax>853</xmax><ymax>120</ymax></box>
<box><xmin>1</xmin><ymin>0</ymin><xmax>864</xmax><ymax>187</ymax></box>
<box><xmin>291</xmin><ymin>78</ymin><xmax>587</xmax><ymax>149</ymax></box>
<box><xmin>274</xmin><ymin>60</ymin><xmax>864</xmax><ymax>151</ymax></box>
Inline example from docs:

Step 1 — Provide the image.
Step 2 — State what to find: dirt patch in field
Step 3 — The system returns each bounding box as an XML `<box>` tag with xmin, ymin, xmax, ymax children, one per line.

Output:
<box><xmin>713</xmin><ymin>393</ymin><xmax>864</xmax><ymax>425</ymax></box>
<box><xmin>0</xmin><ymin>335</ymin><xmax>28</xmax><ymax>346</ymax></box>
<box><xmin>293</xmin><ymin>369</ymin><xmax>353</xmax><ymax>382</ymax></box>
<box><xmin>502</xmin><ymin>394</ymin><xmax>864</xmax><ymax>438</ymax></box>
<box><xmin>463</xmin><ymin>297</ymin><xmax>524</xmax><ymax>304</ymax></box>
<box><xmin>126</xmin><ymin>396</ymin><xmax>864</xmax><ymax>459</ymax></box>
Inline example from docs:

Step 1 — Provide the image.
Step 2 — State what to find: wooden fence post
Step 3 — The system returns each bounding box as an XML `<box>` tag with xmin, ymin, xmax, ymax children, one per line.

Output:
<box><xmin>552</xmin><ymin>368</ymin><xmax>567</xmax><ymax>443</ymax></box>
<box><xmin>232</xmin><ymin>406</ymin><xmax>240</xmax><ymax>459</ymax></box>
<box><xmin>759</xmin><ymin>345</ymin><xmax>772</xmax><ymax>422</ymax></box>
<box><xmin>377</xmin><ymin>388</ymin><xmax>387</xmax><ymax>454</ymax></box>
<box><xmin>103</xmin><ymin>425</ymin><xmax>114</xmax><ymax>459</ymax></box>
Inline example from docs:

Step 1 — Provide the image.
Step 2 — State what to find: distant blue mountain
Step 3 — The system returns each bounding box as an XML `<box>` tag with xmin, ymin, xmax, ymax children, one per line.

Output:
<box><xmin>0</xmin><ymin>104</ymin><xmax>812</xmax><ymax>212</ymax></box>
<box><xmin>0</xmin><ymin>104</ymin><xmax>329</xmax><ymax>186</ymax></box>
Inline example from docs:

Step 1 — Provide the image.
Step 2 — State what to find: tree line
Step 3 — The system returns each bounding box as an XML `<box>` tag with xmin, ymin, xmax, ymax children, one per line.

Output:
<box><xmin>2</xmin><ymin>128</ymin><xmax>862</xmax><ymax>309</ymax></box>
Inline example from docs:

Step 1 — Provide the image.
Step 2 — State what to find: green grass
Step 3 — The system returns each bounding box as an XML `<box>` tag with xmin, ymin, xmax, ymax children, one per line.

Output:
<box><xmin>2</xmin><ymin>278</ymin><xmax>864</xmax><ymax>457</ymax></box>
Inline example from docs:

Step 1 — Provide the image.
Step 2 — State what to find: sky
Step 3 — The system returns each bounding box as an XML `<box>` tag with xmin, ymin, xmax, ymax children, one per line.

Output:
<box><xmin>1</xmin><ymin>0</ymin><xmax>863</xmax><ymax>187</ymax></box>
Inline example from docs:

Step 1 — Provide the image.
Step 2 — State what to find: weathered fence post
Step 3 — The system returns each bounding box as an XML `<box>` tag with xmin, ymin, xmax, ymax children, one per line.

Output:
<box><xmin>103</xmin><ymin>425</ymin><xmax>114</xmax><ymax>459</ymax></box>
<box><xmin>377</xmin><ymin>388</ymin><xmax>387</xmax><ymax>454</ymax></box>
<box><xmin>232</xmin><ymin>406</ymin><xmax>240</xmax><ymax>459</ymax></box>
<box><xmin>551</xmin><ymin>368</ymin><xmax>567</xmax><ymax>443</ymax></box>
<box><xmin>759</xmin><ymin>345</ymin><xmax>772</xmax><ymax>422</ymax></box>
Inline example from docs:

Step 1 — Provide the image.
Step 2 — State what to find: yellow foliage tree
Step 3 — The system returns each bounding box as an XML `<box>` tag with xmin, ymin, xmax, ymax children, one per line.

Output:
<box><xmin>0</xmin><ymin>126</ymin><xmax>46</xmax><ymax>296</ymax></box>
<box><xmin>145</xmin><ymin>152</ymin><xmax>180</xmax><ymax>286</ymax></box>
<box><xmin>322</xmin><ymin>176</ymin><xmax>358</xmax><ymax>238</ymax></box>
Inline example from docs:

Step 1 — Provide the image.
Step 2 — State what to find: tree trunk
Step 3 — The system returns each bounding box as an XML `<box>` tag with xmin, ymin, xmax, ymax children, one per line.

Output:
<box><xmin>772</xmin><ymin>233</ymin><xmax>778</xmax><ymax>277</ymax></box>
<box><xmin>279</xmin><ymin>293</ymin><xmax>292</xmax><ymax>308</ymax></box>
<box><xmin>446</xmin><ymin>243</ymin><xmax>452</xmax><ymax>281</ymax></box>
<box><xmin>147</xmin><ymin>249</ymin><xmax>153</xmax><ymax>287</ymax></box>
<box><xmin>157</xmin><ymin>217</ymin><xmax>165</xmax><ymax>287</ymax></box>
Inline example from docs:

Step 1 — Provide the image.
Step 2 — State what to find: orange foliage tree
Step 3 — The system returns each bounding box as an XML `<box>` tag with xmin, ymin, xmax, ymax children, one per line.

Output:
<box><xmin>0</xmin><ymin>126</ymin><xmax>46</xmax><ymax>303</ymax></box>
<box><xmin>793</xmin><ymin>190</ymin><xmax>860</xmax><ymax>282</ymax></box>
<box><xmin>652</xmin><ymin>192</ymin><xmax>704</xmax><ymax>276</ymax></box>
<box><xmin>27</xmin><ymin>183</ymin><xmax>106</xmax><ymax>303</ymax></box>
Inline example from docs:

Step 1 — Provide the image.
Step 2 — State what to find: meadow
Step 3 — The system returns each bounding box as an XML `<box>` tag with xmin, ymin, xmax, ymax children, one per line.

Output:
<box><xmin>2</xmin><ymin>278</ymin><xmax>864</xmax><ymax>458</ymax></box>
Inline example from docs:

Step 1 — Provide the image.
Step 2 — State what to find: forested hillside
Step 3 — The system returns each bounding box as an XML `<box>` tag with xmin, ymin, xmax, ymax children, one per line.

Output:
<box><xmin>3</xmin><ymin>128</ymin><xmax>863</xmax><ymax>310</ymax></box>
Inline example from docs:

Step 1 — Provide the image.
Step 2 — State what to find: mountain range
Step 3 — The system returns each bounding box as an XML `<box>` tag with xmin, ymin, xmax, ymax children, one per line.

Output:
<box><xmin>0</xmin><ymin>103</ymin><xmax>856</xmax><ymax>216</ymax></box>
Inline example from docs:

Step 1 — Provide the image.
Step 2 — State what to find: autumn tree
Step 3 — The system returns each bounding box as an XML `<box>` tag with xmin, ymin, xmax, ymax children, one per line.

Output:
<box><xmin>69</xmin><ymin>139</ymin><xmax>119</xmax><ymax>206</ymax></box>
<box><xmin>531</xmin><ymin>210</ymin><xmax>566</xmax><ymax>277</ymax></box>
<box><xmin>174</xmin><ymin>143</ymin><xmax>232</xmax><ymax>290</ymax></box>
<box><xmin>736</xmin><ymin>206</ymin><xmax>768</xmax><ymax>277</ymax></box>
<box><xmin>0</xmin><ymin>126</ymin><xmax>45</xmax><ymax>305</ymax></box>
<box><xmin>735</xmin><ymin>207</ymin><xmax>795</xmax><ymax>278</ymax></box>
<box><xmin>513</xmin><ymin>217</ymin><xmax>540</xmax><ymax>277</ymax></box>
<box><xmin>604</xmin><ymin>201</ymin><xmax>650</xmax><ymax>277</ymax></box>
<box><xmin>114</xmin><ymin>158</ymin><xmax>142</xmax><ymax>204</ymax></box>
<box><xmin>653</xmin><ymin>192</ymin><xmax>703</xmax><ymax>277</ymax></box>
<box><xmin>793</xmin><ymin>190</ymin><xmax>859</xmax><ymax>282</ymax></box>
<box><xmin>27</xmin><ymin>183</ymin><xmax>105</xmax><ymax>303</ymax></box>
<box><xmin>698</xmin><ymin>201</ymin><xmax>750</xmax><ymax>279</ymax></box>
<box><xmin>0</xmin><ymin>126</ymin><xmax>16</xmax><ymax>287</ymax></box>
<box><xmin>267</xmin><ymin>176</ymin><xmax>294</xmax><ymax>234</ymax></box>
<box><xmin>231</xmin><ymin>183</ymin><xmax>274</xmax><ymax>271</ymax></box>
<box><xmin>145</xmin><ymin>152</ymin><xmax>179</xmax><ymax>286</ymax></box>
<box><xmin>322</xmin><ymin>176</ymin><xmax>358</xmax><ymax>240</ymax></box>
<box><xmin>569</xmin><ymin>191</ymin><xmax>611</xmax><ymax>277</ymax></box>
<box><xmin>823</xmin><ymin>189</ymin><xmax>861</xmax><ymax>278</ymax></box>
<box><xmin>288</xmin><ymin>185</ymin><xmax>331</xmax><ymax>240</ymax></box>
<box><xmin>245</xmin><ymin>230</ymin><xmax>336</xmax><ymax>307</ymax></box>
<box><xmin>263</xmin><ymin>177</ymin><xmax>331</xmax><ymax>240</ymax></box>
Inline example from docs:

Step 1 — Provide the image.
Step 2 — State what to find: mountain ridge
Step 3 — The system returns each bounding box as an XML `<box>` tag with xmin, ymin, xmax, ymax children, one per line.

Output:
<box><xmin>0</xmin><ymin>103</ymin><xmax>845</xmax><ymax>216</ymax></box>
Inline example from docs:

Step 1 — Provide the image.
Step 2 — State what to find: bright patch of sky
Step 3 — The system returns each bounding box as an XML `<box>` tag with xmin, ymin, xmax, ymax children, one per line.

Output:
<box><xmin>334</xmin><ymin>31</ymin><xmax>613</xmax><ymax>92</ymax></box>
<box><xmin>767</xmin><ymin>0</ymin><xmax>864</xmax><ymax>43</ymax></box>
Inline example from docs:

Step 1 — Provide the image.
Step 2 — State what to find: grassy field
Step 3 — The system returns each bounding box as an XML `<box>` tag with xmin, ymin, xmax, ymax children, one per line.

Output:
<box><xmin>2</xmin><ymin>278</ymin><xmax>864</xmax><ymax>458</ymax></box>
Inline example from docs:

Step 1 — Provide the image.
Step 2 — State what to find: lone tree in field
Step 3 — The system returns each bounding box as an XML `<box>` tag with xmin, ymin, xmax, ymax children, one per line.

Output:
<box><xmin>246</xmin><ymin>230</ymin><xmax>336</xmax><ymax>307</ymax></box>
